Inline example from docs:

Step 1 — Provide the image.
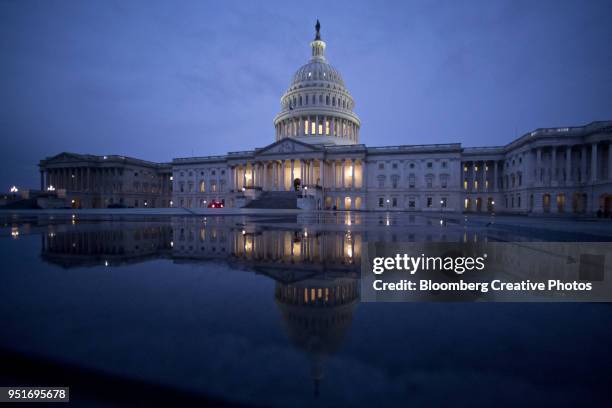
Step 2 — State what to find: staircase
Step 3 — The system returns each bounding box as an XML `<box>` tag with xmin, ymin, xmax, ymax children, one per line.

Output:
<box><xmin>244</xmin><ymin>191</ymin><xmax>299</xmax><ymax>209</ymax></box>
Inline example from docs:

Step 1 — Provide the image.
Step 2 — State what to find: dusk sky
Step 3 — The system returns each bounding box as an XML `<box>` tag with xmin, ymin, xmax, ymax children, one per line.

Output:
<box><xmin>1</xmin><ymin>0</ymin><xmax>611</xmax><ymax>189</ymax></box>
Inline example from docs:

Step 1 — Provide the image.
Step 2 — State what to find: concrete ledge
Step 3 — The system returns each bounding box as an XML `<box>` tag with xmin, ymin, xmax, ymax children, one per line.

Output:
<box><xmin>0</xmin><ymin>207</ymin><xmax>305</xmax><ymax>216</ymax></box>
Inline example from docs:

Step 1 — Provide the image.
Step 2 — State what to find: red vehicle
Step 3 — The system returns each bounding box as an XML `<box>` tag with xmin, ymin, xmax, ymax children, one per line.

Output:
<box><xmin>207</xmin><ymin>200</ymin><xmax>224</xmax><ymax>208</ymax></box>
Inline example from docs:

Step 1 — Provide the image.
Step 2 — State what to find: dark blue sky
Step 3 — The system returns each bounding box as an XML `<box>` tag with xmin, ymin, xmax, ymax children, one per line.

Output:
<box><xmin>1</xmin><ymin>0</ymin><xmax>611</xmax><ymax>189</ymax></box>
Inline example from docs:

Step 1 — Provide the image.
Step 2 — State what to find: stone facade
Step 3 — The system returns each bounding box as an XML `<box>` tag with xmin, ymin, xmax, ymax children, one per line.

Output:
<box><xmin>36</xmin><ymin>24</ymin><xmax>612</xmax><ymax>215</ymax></box>
<box><xmin>38</xmin><ymin>153</ymin><xmax>172</xmax><ymax>208</ymax></box>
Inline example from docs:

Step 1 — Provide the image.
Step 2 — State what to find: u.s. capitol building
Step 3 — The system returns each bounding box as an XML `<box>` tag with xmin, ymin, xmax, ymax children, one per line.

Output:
<box><xmin>38</xmin><ymin>22</ymin><xmax>612</xmax><ymax>215</ymax></box>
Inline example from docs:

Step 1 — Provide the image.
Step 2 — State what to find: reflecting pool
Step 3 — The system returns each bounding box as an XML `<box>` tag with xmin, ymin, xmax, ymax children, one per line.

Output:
<box><xmin>1</xmin><ymin>213</ymin><xmax>611</xmax><ymax>406</ymax></box>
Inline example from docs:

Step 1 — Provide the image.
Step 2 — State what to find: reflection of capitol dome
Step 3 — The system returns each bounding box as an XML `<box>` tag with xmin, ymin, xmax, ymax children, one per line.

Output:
<box><xmin>275</xmin><ymin>277</ymin><xmax>359</xmax><ymax>396</ymax></box>
<box><xmin>274</xmin><ymin>20</ymin><xmax>360</xmax><ymax>146</ymax></box>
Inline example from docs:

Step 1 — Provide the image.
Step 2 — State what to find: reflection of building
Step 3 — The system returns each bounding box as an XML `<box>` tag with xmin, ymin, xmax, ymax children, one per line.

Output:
<box><xmin>41</xmin><ymin>224</ymin><xmax>173</xmax><ymax>267</ymax></box>
<box><xmin>35</xmin><ymin>22</ymin><xmax>611</xmax><ymax>213</ymax></box>
<box><xmin>275</xmin><ymin>276</ymin><xmax>359</xmax><ymax>396</ymax></box>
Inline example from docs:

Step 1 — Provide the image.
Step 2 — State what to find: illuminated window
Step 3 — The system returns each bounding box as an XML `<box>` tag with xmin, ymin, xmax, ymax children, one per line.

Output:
<box><xmin>325</xmin><ymin>120</ymin><xmax>330</xmax><ymax>135</ymax></box>
<box><xmin>304</xmin><ymin>120</ymin><xmax>309</xmax><ymax>135</ymax></box>
<box><xmin>464</xmin><ymin>166</ymin><xmax>468</xmax><ymax>172</ymax></box>
<box><xmin>485</xmin><ymin>180</ymin><xmax>489</xmax><ymax>189</ymax></box>
<box><xmin>311</xmin><ymin>121</ymin><xmax>316</xmax><ymax>134</ymax></box>
<box><xmin>318</xmin><ymin>122</ymin><xmax>323</xmax><ymax>135</ymax></box>
<box><xmin>474</xmin><ymin>180</ymin><xmax>479</xmax><ymax>189</ymax></box>
<box><xmin>464</xmin><ymin>180</ymin><xmax>468</xmax><ymax>190</ymax></box>
<box><xmin>199</xmin><ymin>181</ymin><xmax>205</xmax><ymax>192</ymax></box>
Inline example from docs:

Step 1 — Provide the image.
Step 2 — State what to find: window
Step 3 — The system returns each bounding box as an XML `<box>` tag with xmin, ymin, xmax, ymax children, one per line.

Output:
<box><xmin>427</xmin><ymin>197</ymin><xmax>433</xmax><ymax>208</ymax></box>
<box><xmin>464</xmin><ymin>180</ymin><xmax>468</xmax><ymax>190</ymax></box>
<box><xmin>392</xmin><ymin>163</ymin><xmax>398</xmax><ymax>169</ymax></box>
<box><xmin>426</xmin><ymin>175</ymin><xmax>433</xmax><ymax>188</ymax></box>
<box><xmin>377</xmin><ymin>176</ymin><xmax>385</xmax><ymax>188</ymax></box>
<box><xmin>378</xmin><ymin>197</ymin><xmax>384</xmax><ymax>207</ymax></box>
<box><xmin>442</xmin><ymin>162</ymin><xmax>447</xmax><ymax>168</ymax></box>
<box><xmin>427</xmin><ymin>162</ymin><xmax>433</xmax><ymax>168</ymax></box>
<box><xmin>378</xmin><ymin>163</ymin><xmax>385</xmax><ymax>170</ymax></box>
<box><xmin>392</xmin><ymin>197</ymin><xmax>398</xmax><ymax>207</ymax></box>
<box><xmin>409</xmin><ymin>163</ymin><xmax>415</xmax><ymax>169</ymax></box>
<box><xmin>211</xmin><ymin>170</ymin><xmax>216</xmax><ymax>176</ymax></box>
<box><xmin>474</xmin><ymin>180</ymin><xmax>479</xmax><ymax>190</ymax></box>
<box><xmin>199</xmin><ymin>181</ymin><xmax>205</xmax><ymax>192</ymax></box>
<box><xmin>391</xmin><ymin>175</ymin><xmax>399</xmax><ymax>189</ymax></box>
<box><xmin>188</xmin><ymin>182</ymin><xmax>193</xmax><ymax>192</ymax></box>
<box><xmin>440</xmin><ymin>175</ymin><xmax>448</xmax><ymax>189</ymax></box>
<box><xmin>179</xmin><ymin>182</ymin><xmax>184</xmax><ymax>193</ymax></box>
<box><xmin>408</xmin><ymin>200</ymin><xmax>415</xmax><ymax>208</ymax></box>
<box><xmin>441</xmin><ymin>197</ymin><xmax>447</xmax><ymax>208</ymax></box>
<box><xmin>464</xmin><ymin>165</ymin><xmax>468</xmax><ymax>172</ymax></box>
<box><xmin>409</xmin><ymin>174</ymin><xmax>415</xmax><ymax>189</ymax></box>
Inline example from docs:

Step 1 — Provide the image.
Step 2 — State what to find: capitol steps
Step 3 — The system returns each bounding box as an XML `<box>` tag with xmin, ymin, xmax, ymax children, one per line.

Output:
<box><xmin>244</xmin><ymin>191</ymin><xmax>299</xmax><ymax>209</ymax></box>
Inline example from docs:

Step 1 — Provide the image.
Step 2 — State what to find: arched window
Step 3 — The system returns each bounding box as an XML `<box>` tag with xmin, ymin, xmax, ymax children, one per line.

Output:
<box><xmin>199</xmin><ymin>181</ymin><xmax>205</xmax><ymax>192</ymax></box>
<box><xmin>299</xmin><ymin>95</ymin><xmax>302</xmax><ymax>106</ymax></box>
<box><xmin>319</xmin><ymin>94</ymin><xmax>323</xmax><ymax>104</ymax></box>
<box><xmin>326</xmin><ymin>95</ymin><xmax>330</xmax><ymax>105</ymax></box>
<box><xmin>332</xmin><ymin>96</ymin><xmax>336</xmax><ymax>106</ymax></box>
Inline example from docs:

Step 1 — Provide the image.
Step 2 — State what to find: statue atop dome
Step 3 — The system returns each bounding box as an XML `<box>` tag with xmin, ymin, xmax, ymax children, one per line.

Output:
<box><xmin>315</xmin><ymin>19</ymin><xmax>321</xmax><ymax>40</ymax></box>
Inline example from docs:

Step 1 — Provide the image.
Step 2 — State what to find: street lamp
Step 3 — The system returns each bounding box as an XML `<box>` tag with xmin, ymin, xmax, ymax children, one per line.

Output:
<box><xmin>47</xmin><ymin>185</ymin><xmax>55</xmax><ymax>192</ymax></box>
<box><xmin>9</xmin><ymin>186</ymin><xmax>18</xmax><ymax>193</ymax></box>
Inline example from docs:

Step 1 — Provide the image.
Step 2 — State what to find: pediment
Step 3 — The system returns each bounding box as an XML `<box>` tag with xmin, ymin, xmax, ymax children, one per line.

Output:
<box><xmin>46</xmin><ymin>152</ymin><xmax>86</xmax><ymax>163</ymax></box>
<box><xmin>255</xmin><ymin>138</ymin><xmax>320</xmax><ymax>156</ymax></box>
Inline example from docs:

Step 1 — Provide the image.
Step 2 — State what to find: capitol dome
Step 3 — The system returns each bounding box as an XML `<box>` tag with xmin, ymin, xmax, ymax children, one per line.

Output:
<box><xmin>274</xmin><ymin>21</ymin><xmax>360</xmax><ymax>145</ymax></box>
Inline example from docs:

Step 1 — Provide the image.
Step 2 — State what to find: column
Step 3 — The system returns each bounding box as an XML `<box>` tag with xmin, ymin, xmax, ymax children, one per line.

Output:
<box><xmin>330</xmin><ymin>118</ymin><xmax>335</xmax><ymax>136</ymax></box>
<box><xmin>493</xmin><ymin>161</ymin><xmax>498</xmax><ymax>191</ymax></box>
<box><xmin>591</xmin><ymin>143</ymin><xmax>598</xmax><ymax>182</ymax></box>
<box><xmin>243</xmin><ymin>164</ymin><xmax>247</xmax><ymax>188</ymax></box>
<box><xmin>281</xmin><ymin>160</ymin><xmax>286</xmax><ymax>191</ymax></box>
<box><xmin>536</xmin><ymin>148</ymin><xmax>542</xmax><ymax>185</ymax></box>
<box><xmin>351</xmin><ymin>159</ymin><xmax>355</xmax><ymax>189</ymax></box>
<box><xmin>320</xmin><ymin>160</ymin><xmax>325</xmax><ymax>187</ymax></box>
<box><xmin>272</xmin><ymin>162</ymin><xmax>277</xmax><ymax>191</ymax></box>
<box><xmin>290</xmin><ymin>160</ymin><xmax>295</xmax><ymax>187</ymax></box>
<box><xmin>581</xmin><ymin>145</ymin><xmax>587</xmax><ymax>183</ymax></box>
<box><xmin>309</xmin><ymin>160</ymin><xmax>314</xmax><ymax>186</ymax></box>
<box><xmin>551</xmin><ymin>147</ymin><xmax>557</xmax><ymax>184</ymax></box>
<box><xmin>565</xmin><ymin>146</ymin><xmax>572</xmax><ymax>185</ymax></box>
<box><xmin>341</xmin><ymin>160</ymin><xmax>346</xmax><ymax>188</ymax></box>
<box><xmin>262</xmin><ymin>163</ymin><xmax>268</xmax><ymax>190</ymax></box>
<box><xmin>332</xmin><ymin>161</ymin><xmax>337</xmax><ymax>188</ymax></box>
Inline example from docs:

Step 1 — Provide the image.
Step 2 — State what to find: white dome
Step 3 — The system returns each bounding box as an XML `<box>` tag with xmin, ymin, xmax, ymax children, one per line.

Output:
<box><xmin>291</xmin><ymin>60</ymin><xmax>346</xmax><ymax>89</ymax></box>
<box><xmin>273</xmin><ymin>21</ymin><xmax>360</xmax><ymax>146</ymax></box>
